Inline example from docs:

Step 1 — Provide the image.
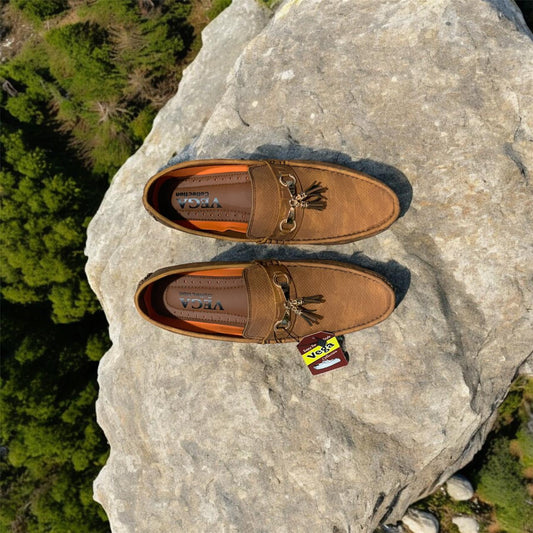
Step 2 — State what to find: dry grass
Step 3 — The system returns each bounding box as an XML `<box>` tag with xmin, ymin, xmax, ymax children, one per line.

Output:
<box><xmin>523</xmin><ymin>466</ymin><xmax>533</xmax><ymax>479</ymax></box>
<box><xmin>92</xmin><ymin>100</ymin><xmax>132</xmax><ymax>123</ymax></box>
<box><xmin>180</xmin><ymin>0</ymin><xmax>216</xmax><ymax>65</ymax></box>
<box><xmin>0</xmin><ymin>4</ymin><xmax>34</xmax><ymax>62</ymax></box>
<box><xmin>108</xmin><ymin>24</ymin><xmax>144</xmax><ymax>59</ymax></box>
<box><xmin>487</xmin><ymin>518</ymin><xmax>502</xmax><ymax>533</ymax></box>
<box><xmin>509</xmin><ymin>439</ymin><xmax>522</xmax><ymax>459</ymax></box>
<box><xmin>189</xmin><ymin>0</ymin><xmax>215</xmax><ymax>30</ymax></box>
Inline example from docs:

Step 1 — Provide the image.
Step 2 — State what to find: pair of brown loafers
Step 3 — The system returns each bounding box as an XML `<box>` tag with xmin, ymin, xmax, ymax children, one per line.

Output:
<box><xmin>135</xmin><ymin>159</ymin><xmax>400</xmax><ymax>343</ymax></box>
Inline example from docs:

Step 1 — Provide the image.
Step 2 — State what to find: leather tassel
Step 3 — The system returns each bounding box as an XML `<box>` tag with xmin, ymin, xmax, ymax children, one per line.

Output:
<box><xmin>298</xmin><ymin>295</ymin><xmax>325</xmax><ymax>304</ymax></box>
<box><xmin>300</xmin><ymin>182</ymin><xmax>327</xmax><ymax>211</ymax></box>
<box><xmin>303</xmin><ymin>182</ymin><xmax>327</xmax><ymax>197</ymax></box>
<box><xmin>286</xmin><ymin>295</ymin><xmax>324</xmax><ymax>326</ymax></box>
<box><xmin>298</xmin><ymin>307</ymin><xmax>323</xmax><ymax>326</ymax></box>
<box><xmin>303</xmin><ymin>199</ymin><xmax>327</xmax><ymax>211</ymax></box>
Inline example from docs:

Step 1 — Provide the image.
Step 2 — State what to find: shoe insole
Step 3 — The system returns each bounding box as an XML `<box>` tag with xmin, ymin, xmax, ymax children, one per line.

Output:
<box><xmin>156</xmin><ymin>169</ymin><xmax>252</xmax><ymax>231</ymax></box>
<box><xmin>153</xmin><ymin>274</ymin><xmax>248</xmax><ymax>331</ymax></box>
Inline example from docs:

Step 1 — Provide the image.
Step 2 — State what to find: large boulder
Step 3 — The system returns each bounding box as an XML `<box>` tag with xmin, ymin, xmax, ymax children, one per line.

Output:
<box><xmin>86</xmin><ymin>0</ymin><xmax>533</xmax><ymax>531</ymax></box>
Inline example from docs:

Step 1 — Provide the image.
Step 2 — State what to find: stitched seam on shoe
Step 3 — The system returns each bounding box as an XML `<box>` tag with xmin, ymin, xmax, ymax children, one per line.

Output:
<box><xmin>169</xmin><ymin>311</ymin><xmax>247</xmax><ymax>321</ymax></box>
<box><xmin>173</xmin><ymin>288</ymin><xmax>244</xmax><ymax>294</ymax></box>
<box><xmin>177</xmin><ymin>173</ymin><xmax>248</xmax><ymax>183</ymax></box>
<box><xmin>177</xmin><ymin>277</ymin><xmax>243</xmax><ymax>284</ymax></box>
<box><xmin>175</xmin><ymin>210</ymin><xmax>250</xmax><ymax>216</ymax></box>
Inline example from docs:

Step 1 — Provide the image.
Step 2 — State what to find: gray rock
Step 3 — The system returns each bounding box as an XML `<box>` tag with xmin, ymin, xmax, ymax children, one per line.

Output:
<box><xmin>402</xmin><ymin>509</ymin><xmax>439</xmax><ymax>533</ymax></box>
<box><xmin>446</xmin><ymin>474</ymin><xmax>474</xmax><ymax>500</ymax></box>
<box><xmin>452</xmin><ymin>516</ymin><xmax>479</xmax><ymax>533</ymax></box>
<box><xmin>519</xmin><ymin>352</ymin><xmax>533</xmax><ymax>376</ymax></box>
<box><xmin>86</xmin><ymin>0</ymin><xmax>533</xmax><ymax>531</ymax></box>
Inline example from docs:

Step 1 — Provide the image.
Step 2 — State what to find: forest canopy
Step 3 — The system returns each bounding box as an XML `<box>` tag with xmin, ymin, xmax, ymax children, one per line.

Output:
<box><xmin>1</xmin><ymin>0</ymin><xmax>194</xmax><ymax>530</ymax></box>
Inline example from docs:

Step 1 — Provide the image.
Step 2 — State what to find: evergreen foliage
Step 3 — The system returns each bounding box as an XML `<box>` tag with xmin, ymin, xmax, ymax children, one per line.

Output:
<box><xmin>473</xmin><ymin>378</ymin><xmax>533</xmax><ymax>532</ymax></box>
<box><xmin>476</xmin><ymin>436</ymin><xmax>533</xmax><ymax>532</ymax></box>
<box><xmin>11</xmin><ymin>0</ymin><xmax>68</xmax><ymax>22</ymax></box>
<box><xmin>0</xmin><ymin>303</ymin><xmax>110</xmax><ymax>531</ymax></box>
<box><xmin>1</xmin><ymin>0</ymin><xmax>194</xmax><ymax>530</ymax></box>
<box><xmin>2</xmin><ymin>0</ymin><xmax>192</xmax><ymax>174</ymax></box>
<box><xmin>0</xmin><ymin>125</ymin><xmax>100</xmax><ymax>323</ymax></box>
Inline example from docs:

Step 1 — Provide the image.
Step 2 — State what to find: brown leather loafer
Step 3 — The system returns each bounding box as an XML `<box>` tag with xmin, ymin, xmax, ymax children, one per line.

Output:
<box><xmin>143</xmin><ymin>159</ymin><xmax>400</xmax><ymax>244</ymax></box>
<box><xmin>135</xmin><ymin>260</ymin><xmax>395</xmax><ymax>343</ymax></box>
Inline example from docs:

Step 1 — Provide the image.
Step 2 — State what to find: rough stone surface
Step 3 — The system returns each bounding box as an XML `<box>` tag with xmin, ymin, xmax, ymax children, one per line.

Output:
<box><xmin>452</xmin><ymin>516</ymin><xmax>479</xmax><ymax>533</ymax></box>
<box><xmin>445</xmin><ymin>475</ymin><xmax>474</xmax><ymax>501</ymax></box>
<box><xmin>519</xmin><ymin>352</ymin><xmax>533</xmax><ymax>375</ymax></box>
<box><xmin>86</xmin><ymin>0</ymin><xmax>533</xmax><ymax>531</ymax></box>
<box><xmin>402</xmin><ymin>509</ymin><xmax>439</xmax><ymax>533</ymax></box>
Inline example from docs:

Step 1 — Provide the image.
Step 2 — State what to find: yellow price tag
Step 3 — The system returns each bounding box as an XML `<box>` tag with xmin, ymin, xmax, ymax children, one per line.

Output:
<box><xmin>301</xmin><ymin>337</ymin><xmax>340</xmax><ymax>366</ymax></box>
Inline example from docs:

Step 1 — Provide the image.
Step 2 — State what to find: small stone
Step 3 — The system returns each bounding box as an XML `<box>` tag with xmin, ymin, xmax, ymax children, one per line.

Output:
<box><xmin>446</xmin><ymin>475</ymin><xmax>474</xmax><ymax>501</ymax></box>
<box><xmin>452</xmin><ymin>516</ymin><xmax>479</xmax><ymax>533</ymax></box>
<box><xmin>402</xmin><ymin>509</ymin><xmax>439</xmax><ymax>533</ymax></box>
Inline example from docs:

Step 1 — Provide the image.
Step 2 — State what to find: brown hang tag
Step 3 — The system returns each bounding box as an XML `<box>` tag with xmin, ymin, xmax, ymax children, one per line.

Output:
<box><xmin>297</xmin><ymin>331</ymin><xmax>348</xmax><ymax>375</ymax></box>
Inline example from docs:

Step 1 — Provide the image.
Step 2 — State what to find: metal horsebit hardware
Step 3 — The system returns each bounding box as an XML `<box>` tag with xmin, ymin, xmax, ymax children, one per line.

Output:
<box><xmin>272</xmin><ymin>272</ymin><xmax>324</xmax><ymax>335</ymax></box>
<box><xmin>278</xmin><ymin>174</ymin><xmax>327</xmax><ymax>233</ymax></box>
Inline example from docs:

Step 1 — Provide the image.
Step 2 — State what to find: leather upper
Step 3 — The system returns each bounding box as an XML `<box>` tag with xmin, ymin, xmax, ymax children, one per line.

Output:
<box><xmin>143</xmin><ymin>159</ymin><xmax>400</xmax><ymax>245</ymax></box>
<box><xmin>135</xmin><ymin>260</ymin><xmax>396</xmax><ymax>344</ymax></box>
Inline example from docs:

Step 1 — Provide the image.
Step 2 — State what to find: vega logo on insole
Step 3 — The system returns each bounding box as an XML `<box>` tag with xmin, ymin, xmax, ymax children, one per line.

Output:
<box><xmin>175</xmin><ymin>192</ymin><xmax>222</xmax><ymax>209</ymax></box>
<box><xmin>179</xmin><ymin>292</ymin><xmax>224</xmax><ymax>310</ymax></box>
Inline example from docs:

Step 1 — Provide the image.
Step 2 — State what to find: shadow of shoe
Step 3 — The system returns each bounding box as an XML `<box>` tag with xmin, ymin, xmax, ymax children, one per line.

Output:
<box><xmin>226</xmin><ymin>144</ymin><xmax>413</xmax><ymax>217</ymax></box>
<box><xmin>211</xmin><ymin>244</ymin><xmax>411</xmax><ymax>307</ymax></box>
